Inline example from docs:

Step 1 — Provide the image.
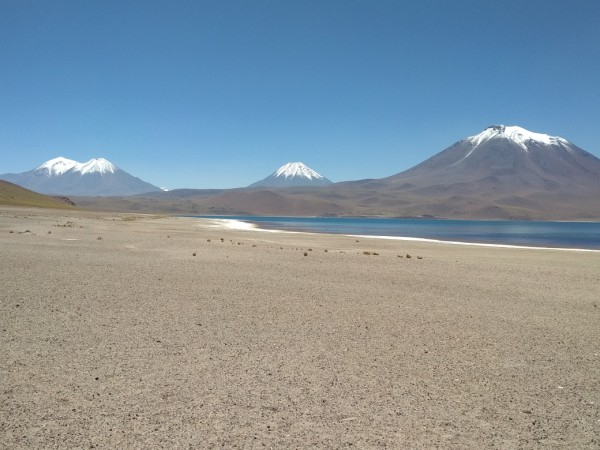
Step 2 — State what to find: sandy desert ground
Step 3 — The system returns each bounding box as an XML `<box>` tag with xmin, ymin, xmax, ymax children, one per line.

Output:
<box><xmin>1</xmin><ymin>207</ymin><xmax>599</xmax><ymax>449</ymax></box>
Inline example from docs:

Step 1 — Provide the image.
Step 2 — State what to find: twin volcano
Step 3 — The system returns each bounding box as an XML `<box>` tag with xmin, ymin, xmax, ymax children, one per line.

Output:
<box><xmin>0</xmin><ymin>157</ymin><xmax>161</xmax><ymax>196</ymax></box>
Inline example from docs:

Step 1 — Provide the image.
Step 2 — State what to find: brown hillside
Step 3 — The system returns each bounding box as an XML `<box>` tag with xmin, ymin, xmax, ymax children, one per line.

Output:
<box><xmin>0</xmin><ymin>180</ymin><xmax>75</xmax><ymax>209</ymax></box>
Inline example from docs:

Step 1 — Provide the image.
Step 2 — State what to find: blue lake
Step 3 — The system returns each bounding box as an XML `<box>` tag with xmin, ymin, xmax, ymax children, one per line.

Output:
<box><xmin>195</xmin><ymin>216</ymin><xmax>600</xmax><ymax>250</ymax></box>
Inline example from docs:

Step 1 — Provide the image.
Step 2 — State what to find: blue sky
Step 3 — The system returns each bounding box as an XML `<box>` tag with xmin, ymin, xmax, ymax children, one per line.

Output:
<box><xmin>1</xmin><ymin>0</ymin><xmax>599</xmax><ymax>189</ymax></box>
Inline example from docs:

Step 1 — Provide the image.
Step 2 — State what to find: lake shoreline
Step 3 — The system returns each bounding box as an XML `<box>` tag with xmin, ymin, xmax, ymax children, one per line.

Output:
<box><xmin>196</xmin><ymin>215</ymin><xmax>600</xmax><ymax>251</ymax></box>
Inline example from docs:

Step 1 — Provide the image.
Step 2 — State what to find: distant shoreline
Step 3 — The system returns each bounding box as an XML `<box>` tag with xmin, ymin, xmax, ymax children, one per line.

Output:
<box><xmin>194</xmin><ymin>216</ymin><xmax>600</xmax><ymax>252</ymax></box>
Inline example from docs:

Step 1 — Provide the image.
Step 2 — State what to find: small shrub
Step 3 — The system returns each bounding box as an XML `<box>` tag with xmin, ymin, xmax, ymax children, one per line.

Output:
<box><xmin>207</xmin><ymin>239</ymin><xmax>211</xmax><ymax>242</ymax></box>
<box><xmin>303</xmin><ymin>252</ymin><xmax>308</xmax><ymax>256</ymax></box>
<box><xmin>406</xmin><ymin>254</ymin><xmax>412</xmax><ymax>259</ymax></box>
<box><xmin>193</xmin><ymin>252</ymin><xmax>197</xmax><ymax>256</ymax></box>
<box><xmin>54</xmin><ymin>221</ymin><xmax>76</xmax><ymax>228</ymax></box>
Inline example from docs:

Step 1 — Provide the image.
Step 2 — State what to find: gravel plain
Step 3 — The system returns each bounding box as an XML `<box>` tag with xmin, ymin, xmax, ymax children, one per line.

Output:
<box><xmin>1</xmin><ymin>207</ymin><xmax>599</xmax><ymax>449</ymax></box>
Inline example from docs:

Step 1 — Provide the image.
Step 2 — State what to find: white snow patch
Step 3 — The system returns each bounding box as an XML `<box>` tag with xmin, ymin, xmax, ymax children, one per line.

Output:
<box><xmin>466</xmin><ymin>125</ymin><xmax>570</xmax><ymax>151</ymax></box>
<box><xmin>36</xmin><ymin>157</ymin><xmax>118</xmax><ymax>176</ymax></box>
<box><xmin>76</xmin><ymin>158</ymin><xmax>117</xmax><ymax>175</ymax></box>
<box><xmin>274</xmin><ymin>162</ymin><xmax>324</xmax><ymax>180</ymax></box>
<box><xmin>35</xmin><ymin>157</ymin><xmax>79</xmax><ymax>176</ymax></box>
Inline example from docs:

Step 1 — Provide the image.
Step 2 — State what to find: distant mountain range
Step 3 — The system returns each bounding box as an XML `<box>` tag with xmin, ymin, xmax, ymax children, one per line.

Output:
<box><xmin>0</xmin><ymin>157</ymin><xmax>161</xmax><ymax>196</ymax></box>
<box><xmin>249</xmin><ymin>162</ymin><xmax>332</xmax><ymax>187</ymax></box>
<box><xmin>72</xmin><ymin>125</ymin><xmax>600</xmax><ymax>220</ymax></box>
<box><xmin>4</xmin><ymin>125</ymin><xmax>600</xmax><ymax>220</ymax></box>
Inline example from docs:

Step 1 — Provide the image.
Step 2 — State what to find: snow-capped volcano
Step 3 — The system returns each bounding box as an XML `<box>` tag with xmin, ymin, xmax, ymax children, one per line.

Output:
<box><xmin>1</xmin><ymin>157</ymin><xmax>160</xmax><ymax>196</ymax></box>
<box><xmin>466</xmin><ymin>125</ymin><xmax>570</xmax><ymax>151</ymax></box>
<box><xmin>249</xmin><ymin>162</ymin><xmax>332</xmax><ymax>187</ymax></box>
<box><xmin>390</xmin><ymin>124</ymin><xmax>597</xmax><ymax>180</ymax></box>
<box><xmin>371</xmin><ymin>124</ymin><xmax>600</xmax><ymax>218</ymax></box>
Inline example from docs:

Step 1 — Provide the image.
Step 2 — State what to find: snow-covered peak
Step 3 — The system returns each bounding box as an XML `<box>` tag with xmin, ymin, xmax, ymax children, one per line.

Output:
<box><xmin>466</xmin><ymin>125</ymin><xmax>570</xmax><ymax>150</ymax></box>
<box><xmin>75</xmin><ymin>158</ymin><xmax>117</xmax><ymax>175</ymax></box>
<box><xmin>35</xmin><ymin>157</ymin><xmax>79</xmax><ymax>176</ymax></box>
<box><xmin>274</xmin><ymin>162</ymin><xmax>324</xmax><ymax>180</ymax></box>
<box><xmin>35</xmin><ymin>157</ymin><xmax>118</xmax><ymax>176</ymax></box>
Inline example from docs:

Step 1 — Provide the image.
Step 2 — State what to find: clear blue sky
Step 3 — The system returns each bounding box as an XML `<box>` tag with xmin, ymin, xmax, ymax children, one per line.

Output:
<box><xmin>1</xmin><ymin>0</ymin><xmax>599</xmax><ymax>189</ymax></box>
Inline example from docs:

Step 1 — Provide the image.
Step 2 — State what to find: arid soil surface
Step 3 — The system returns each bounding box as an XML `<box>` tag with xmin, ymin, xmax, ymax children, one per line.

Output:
<box><xmin>1</xmin><ymin>207</ymin><xmax>599</xmax><ymax>449</ymax></box>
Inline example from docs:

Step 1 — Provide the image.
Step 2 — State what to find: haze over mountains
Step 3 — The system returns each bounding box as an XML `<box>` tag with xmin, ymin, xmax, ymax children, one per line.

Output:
<box><xmin>0</xmin><ymin>157</ymin><xmax>161</xmax><ymax>196</ymax></box>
